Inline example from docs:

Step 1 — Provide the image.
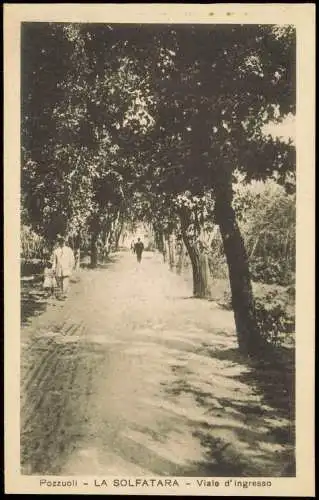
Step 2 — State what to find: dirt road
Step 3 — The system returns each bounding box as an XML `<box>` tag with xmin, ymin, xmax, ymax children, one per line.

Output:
<box><xmin>20</xmin><ymin>251</ymin><xmax>294</xmax><ymax>476</ymax></box>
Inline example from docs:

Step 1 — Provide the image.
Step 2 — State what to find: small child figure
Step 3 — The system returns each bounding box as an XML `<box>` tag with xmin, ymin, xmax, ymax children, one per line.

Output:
<box><xmin>43</xmin><ymin>261</ymin><xmax>56</xmax><ymax>297</ymax></box>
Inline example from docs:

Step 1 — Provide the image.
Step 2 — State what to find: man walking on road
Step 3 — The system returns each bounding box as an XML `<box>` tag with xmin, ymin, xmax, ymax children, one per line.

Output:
<box><xmin>134</xmin><ymin>238</ymin><xmax>144</xmax><ymax>263</ymax></box>
<box><xmin>52</xmin><ymin>235</ymin><xmax>75</xmax><ymax>299</ymax></box>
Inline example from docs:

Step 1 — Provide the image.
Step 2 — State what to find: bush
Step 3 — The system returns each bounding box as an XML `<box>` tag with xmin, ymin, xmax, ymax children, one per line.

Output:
<box><xmin>21</xmin><ymin>225</ymin><xmax>50</xmax><ymax>260</ymax></box>
<box><xmin>234</xmin><ymin>179</ymin><xmax>296</xmax><ymax>287</ymax></box>
<box><xmin>220</xmin><ymin>282</ymin><xmax>295</xmax><ymax>347</ymax></box>
<box><xmin>21</xmin><ymin>258</ymin><xmax>44</xmax><ymax>277</ymax></box>
<box><xmin>208</xmin><ymin>252</ymin><xmax>229</xmax><ymax>280</ymax></box>
<box><xmin>254</xmin><ymin>284</ymin><xmax>295</xmax><ymax>346</ymax></box>
<box><xmin>250</xmin><ymin>257</ymin><xmax>294</xmax><ymax>286</ymax></box>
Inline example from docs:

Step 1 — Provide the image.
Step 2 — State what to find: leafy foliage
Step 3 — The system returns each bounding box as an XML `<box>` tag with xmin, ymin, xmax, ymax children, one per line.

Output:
<box><xmin>233</xmin><ymin>179</ymin><xmax>295</xmax><ymax>285</ymax></box>
<box><xmin>21</xmin><ymin>225</ymin><xmax>49</xmax><ymax>260</ymax></box>
<box><xmin>21</xmin><ymin>22</ymin><xmax>296</xmax><ymax>352</ymax></box>
<box><xmin>254</xmin><ymin>286</ymin><xmax>295</xmax><ymax>346</ymax></box>
<box><xmin>22</xmin><ymin>23</ymin><xmax>295</xmax><ymax>239</ymax></box>
<box><xmin>220</xmin><ymin>281</ymin><xmax>295</xmax><ymax>347</ymax></box>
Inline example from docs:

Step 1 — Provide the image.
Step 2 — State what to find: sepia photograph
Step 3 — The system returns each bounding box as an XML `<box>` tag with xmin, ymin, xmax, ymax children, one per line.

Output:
<box><xmin>4</xmin><ymin>4</ymin><xmax>315</xmax><ymax>496</ymax></box>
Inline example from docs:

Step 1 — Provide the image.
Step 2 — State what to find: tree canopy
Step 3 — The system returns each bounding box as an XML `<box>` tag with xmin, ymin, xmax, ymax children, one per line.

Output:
<box><xmin>21</xmin><ymin>22</ymin><xmax>296</xmax><ymax>354</ymax></box>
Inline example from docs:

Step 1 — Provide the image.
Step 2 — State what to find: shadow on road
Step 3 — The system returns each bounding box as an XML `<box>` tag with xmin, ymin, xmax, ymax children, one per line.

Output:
<box><xmin>20</xmin><ymin>250</ymin><xmax>296</xmax><ymax>477</ymax></box>
<box><xmin>163</xmin><ymin>339</ymin><xmax>295</xmax><ymax>477</ymax></box>
<box><xmin>208</xmin><ymin>344</ymin><xmax>295</xmax><ymax>417</ymax></box>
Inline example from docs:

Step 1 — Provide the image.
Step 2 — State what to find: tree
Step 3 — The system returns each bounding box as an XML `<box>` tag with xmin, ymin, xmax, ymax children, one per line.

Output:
<box><xmin>116</xmin><ymin>24</ymin><xmax>296</xmax><ymax>354</ymax></box>
<box><xmin>166</xmin><ymin>26</ymin><xmax>294</xmax><ymax>354</ymax></box>
<box><xmin>175</xmin><ymin>192</ymin><xmax>214</xmax><ymax>297</ymax></box>
<box><xmin>66</xmin><ymin>24</ymin><xmax>296</xmax><ymax>352</ymax></box>
<box><xmin>233</xmin><ymin>178</ymin><xmax>296</xmax><ymax>285</ymax></box>
<box><xmin>21</xmin><ymin>23</ymin><xmax>151</xmax><ymax>265</ymax></box>
<box><xmin>21</xmin><ymin>23</ymin><xmax>296</xmax><ymax>356</ymax></box>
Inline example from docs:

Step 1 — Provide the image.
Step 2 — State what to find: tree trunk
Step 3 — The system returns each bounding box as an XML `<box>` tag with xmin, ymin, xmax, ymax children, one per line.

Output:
<box><xmin>167</xmin><ymin>233</ymin><xmax>176</xmax><ymax>270</ymax></box>
<box><xmin>215</xmin><ymin>191</ymin><xmax>263</xmax><ymax>355</ymax></box>
<box><xmin>121</xmin><ymin>229</ymin><xmax>127</xmax><ymax>246</ymax></box>
<box><xmin>103</xmin><ymin>230</ymin><xmax>111</xmax><ymax>260</ymax></box>
<box><xmin>110</xmin><ymin>210</ymin><xmax>121</xmax><ymax>252</ymax></box>
<box><xmin>114</xmin><ymin>215</ymin><xmax>124</xmax><ymax>251</ymax></box>
<box><xmin>74</xmin><ymin>233</ymin><xmax>81</xmax><ymax>271</ymax></box>
<box><xmin>163</xmin><ymin>235</ymin><xmax>170</xmax><ymax>264</ymax></box>
<box><xmin>180</xmin><ymin>225</ymin><xmax>210</xmax><ymax>298</ymax></box>
<box><xmin>90</xmin><ymin>232</ymin><xmax>98</xmax><ymax>268</ymax></box>
<box><xmin>153</xmin><ymin>224</ymin><xmax>166</xmax><ymax>261</ymax></box>
<box><xmin>106</xmin><ymin>228</ymin><xmax>114</xmax><ymax>254</ymax></box>
<box><xmin>176</xmin><ymin>241</ymin><xmax>186</xmax><ymax>275</ymax></box>
<box><xmin>114</xmin><ymin>230</ymin><xmax>122</xmax><ymax>251</ymax></box>
<box><xmin>200</xmin><ymin>251</ymin><xmax>210</xmax><ymax>295</ymax></box>
<box><xmin>74</xmin><ymin>248</ymin><xmax>80</xmax><ymax>271</ymax></box>
<box><xmin>101</xmin><ymin>214</ymin><xmax>116</xmax><ymax>261</ymax></box>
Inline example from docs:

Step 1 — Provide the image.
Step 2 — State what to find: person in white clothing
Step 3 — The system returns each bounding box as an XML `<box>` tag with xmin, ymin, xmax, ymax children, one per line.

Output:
<box><xmin>52</xmin><ymin>235</ymin><xmax>75</xmax><ymax>299</ymax></box>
